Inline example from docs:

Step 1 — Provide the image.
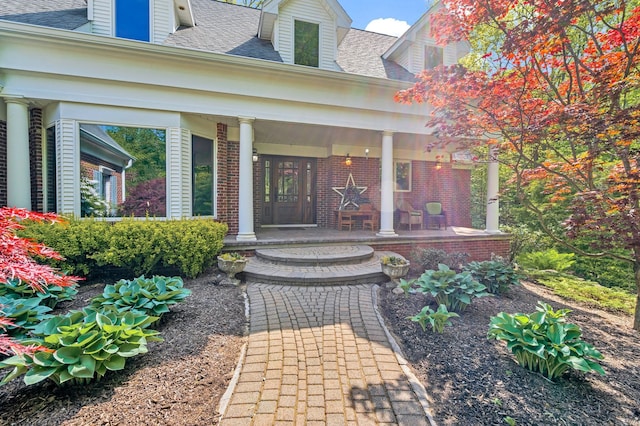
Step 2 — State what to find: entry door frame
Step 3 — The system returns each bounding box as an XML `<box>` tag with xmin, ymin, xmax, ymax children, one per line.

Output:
<box><xmin>261</xmin><ymin>155</ymin><xmax>317</xmax><ymax>225</ymax></box>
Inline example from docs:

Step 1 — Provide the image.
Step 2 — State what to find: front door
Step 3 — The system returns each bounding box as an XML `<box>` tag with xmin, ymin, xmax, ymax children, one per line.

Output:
<box><xmin>262</xmin><ymin>156</ymin><xmax>316</xmax><ymax>225</ymax></box>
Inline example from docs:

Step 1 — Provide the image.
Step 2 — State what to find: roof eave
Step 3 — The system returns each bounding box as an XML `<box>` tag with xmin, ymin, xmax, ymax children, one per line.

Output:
<box><xmin>0</xmin><ymin>20</ymin><xmax>411</xmax><ymax>89</ymax></box>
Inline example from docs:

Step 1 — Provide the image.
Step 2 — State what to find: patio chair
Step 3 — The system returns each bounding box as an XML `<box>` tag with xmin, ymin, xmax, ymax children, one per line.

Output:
<box><xmin>359</xmin><ymin>204</ymin><xmax>379</xmax><ymax>231</ymax></box>
<box><xmin>425</xmin><ymin>202</ymin><xmax>447</xmax><ymax>229</ymax></box>
<box><xmin>339</xmin><ymin>210</ymin><xmax>356</xmax><ymax>231</ymax></box>
<box><xmin>397</xmin><ymin>200</ymin><xmax>423</xmax><ymax>230</ymax></box>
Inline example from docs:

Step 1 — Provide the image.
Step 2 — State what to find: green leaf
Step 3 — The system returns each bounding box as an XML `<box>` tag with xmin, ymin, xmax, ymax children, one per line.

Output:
<box><xmin>24</xmin><ymin>366</ymin><xmax>59</xmax><ymax>385</ymax></box>
<box><xmin>104</xmin><ymin>355</ymin><xmax>126</xmax><ymax>371</ymax></box>
<box><xmin>54</xmin><ymin>346</ymin><xmax>82</xmax><ymax>364</ymax></box>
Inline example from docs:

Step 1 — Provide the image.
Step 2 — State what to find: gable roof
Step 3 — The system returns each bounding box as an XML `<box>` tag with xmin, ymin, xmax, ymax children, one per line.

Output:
<box><xmin>0</xmin><ymin>0</ymin><xmax>88</xmax><ymax>30</ymax></box>
<box><xmin>164</xmin><ymin>0</ymin><xmax>284</xmax><ymax>62</ymax></box>
<box><xmin>0</xmin><ymin>0</ymin><xmax>416</xmax><ymax>82</ymax></box>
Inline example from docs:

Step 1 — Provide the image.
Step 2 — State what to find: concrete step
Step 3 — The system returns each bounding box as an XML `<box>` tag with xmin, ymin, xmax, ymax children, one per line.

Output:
<box><xmin>255</xmin><ymin>245</ymin><xmax>374</xmax><ymax>266</ymax></box>
<box><xmin>243</xmin><ymin>245</ymin><xmax>402</xmax><ymax>286</ymax></box>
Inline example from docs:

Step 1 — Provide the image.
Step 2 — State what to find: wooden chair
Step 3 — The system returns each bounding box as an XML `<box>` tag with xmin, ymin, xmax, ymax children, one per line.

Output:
<box><xmin>425</xmin><ymin>202</ymin><xmax>447</xmax><ymax>229</ymax></box>
<box><xmin>339</xmin><ymin>210</ymin><xmax>356</xmax><ymax>231</ymax></box>
<box><xmin>360</xmin><ymin>204</ymin><xmax>379</xmax><ymax>231</ymax></box>
<box><xmin>397</xmin><ymin>200</ymin><xmax>423</xmax><ymax>230</ymax></box>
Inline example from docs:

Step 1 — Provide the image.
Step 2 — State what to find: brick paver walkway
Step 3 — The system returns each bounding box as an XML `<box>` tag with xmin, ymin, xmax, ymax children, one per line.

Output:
<box><xmin>219</xmin><ymin>283</ymin><xmax>433</xmax><ymax>425</ymax></box>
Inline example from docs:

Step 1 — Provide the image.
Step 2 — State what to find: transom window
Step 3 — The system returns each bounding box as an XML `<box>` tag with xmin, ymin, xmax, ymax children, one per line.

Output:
<box><xmin>294</xmin><ymin>20</ymin><xmax>319</xmax><ymax>67</ymax></box>
<box><xmin>424</xmin><ymin>45</ymin><xmax>444</xmax><ymax>70</ymax></box>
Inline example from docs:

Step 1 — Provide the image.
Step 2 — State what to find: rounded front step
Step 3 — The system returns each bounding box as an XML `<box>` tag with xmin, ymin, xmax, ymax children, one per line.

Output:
<box><xmin>255</xmin><ymin>245</ymin><xmax>374</xmax><ymax>266</ymax></box>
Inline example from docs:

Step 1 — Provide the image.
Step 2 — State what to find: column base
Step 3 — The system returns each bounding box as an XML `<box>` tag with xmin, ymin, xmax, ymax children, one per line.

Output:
<box><xmin>376</xmin><ymin>229</ymin><xmax>399</xmax><ymax>237</ymax></box>
<box><xmin>484</xmin><ymin>229</ymin><xmax>503</xmax><ymax>235</ymax></box>
<box><xmin>236</xmin><ymin>232</ymin><xmax>257</xmax><ymax>241</ymax></box>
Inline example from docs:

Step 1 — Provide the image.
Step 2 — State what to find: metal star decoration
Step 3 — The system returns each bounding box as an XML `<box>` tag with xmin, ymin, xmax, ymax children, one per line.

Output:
<box><xmin>332</xmin><ymin>173</ymin><xmax>368</xmax><ymax>209</ymax></box>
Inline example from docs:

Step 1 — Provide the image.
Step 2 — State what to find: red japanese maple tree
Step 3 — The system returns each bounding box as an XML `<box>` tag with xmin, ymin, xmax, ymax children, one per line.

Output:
<box><xmin>396</xmin><ymin>1</ymin><xmax>640</xmax><ymax>329</ymax></box>
<box><xmin>0</xmin><ymin>207</ymin><xmax>78</xmax><ymax>355</ymax></box>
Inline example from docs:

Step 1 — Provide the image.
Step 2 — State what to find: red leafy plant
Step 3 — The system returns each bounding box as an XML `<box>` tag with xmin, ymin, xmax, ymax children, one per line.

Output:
<box><xmin>0</xmin><ymin>207</ymin><xmax>79</xmax><ymax>355</ymax></box>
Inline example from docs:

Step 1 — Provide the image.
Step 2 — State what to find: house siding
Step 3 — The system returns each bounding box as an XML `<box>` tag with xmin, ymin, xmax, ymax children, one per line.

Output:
<box><xmin>153</xmin><ymin>0</ymin><xmax>172</xmax><ymax>44</ymax></box>
<box><xmin>278</xmin><ymin>0</ymin><xmax>339</xmax><ymax>70</ymax></box>
<box><xmin>0</xmin><ymin>120</ymin><xmax>6</xmax><ymax>207</ymax></box>
<box><xmin>92</xmin><ymin>0</ymin><xmax>112</xmax><ymax>36</ymax></box>
<box><xmin>55</xmin><ymin>119</ymin><xmax>80</xmax><ymax>215</ymax></box>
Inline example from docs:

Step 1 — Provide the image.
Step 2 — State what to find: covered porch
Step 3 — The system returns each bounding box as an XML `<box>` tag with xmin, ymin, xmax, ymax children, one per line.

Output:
<box><xmin>224</xmin><ymin>226</ymin><xmax>511</xmax><ymax>261</ymax></box>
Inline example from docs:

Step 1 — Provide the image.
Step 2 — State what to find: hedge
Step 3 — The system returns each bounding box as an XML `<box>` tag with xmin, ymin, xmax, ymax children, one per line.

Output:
<box><xmin>20</xmin><ymin>217</ymin><xmax>228</xmax><ymax>278</ymax></box>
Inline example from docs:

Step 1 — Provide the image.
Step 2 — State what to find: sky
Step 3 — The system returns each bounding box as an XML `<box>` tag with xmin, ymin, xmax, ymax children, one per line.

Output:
<box><xmin>338</xmin><ymin>0</ymin><xmax>434</xmax><ymax>36</ymax></box>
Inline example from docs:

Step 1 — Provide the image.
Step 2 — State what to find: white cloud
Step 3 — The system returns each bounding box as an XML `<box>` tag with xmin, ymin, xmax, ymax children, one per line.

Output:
<box><xmin>364</xmin><ymin>18</ymin><xmax>410</xmax><ymax>37</ymax></box>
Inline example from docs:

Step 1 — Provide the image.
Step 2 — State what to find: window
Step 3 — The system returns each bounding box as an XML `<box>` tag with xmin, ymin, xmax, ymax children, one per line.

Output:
<box><xmin>424</xmin><ymin>45</ymin><xmax>443</xmax><ymax>69</ymax></box>
<box><xmin>115</xmin><ymin>0</ymin><xmax>150</xmax><ymax>42</ymax></box>
<box><xmin>192</xmin><ymin>135</ymin><xmax>214</xmax><ymax>216</ymax></box>
<box><xmin>294</xmin><ymin>20</ymin><xmax>319</xmax><ymax>67</ymax></box>
<box><xmin>79</xmin><ymin>124</ymin><xmax>166</xmax><ymax>217</ymax></box>
<box><xmin>394</xmin><ymin>160</ymin><xmax>412</xmax><ymax>192</ymax></box>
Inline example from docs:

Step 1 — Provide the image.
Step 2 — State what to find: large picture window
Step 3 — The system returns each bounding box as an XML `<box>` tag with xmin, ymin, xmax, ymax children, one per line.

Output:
<box><xmin>294</xmin><ymin>20</ymin><xmax>319</xmax><ymax>67</ymax></box>
<box><xmin>192</xmin><ymin>135</ymin><xmax>214</xmax><ymax>216</ymax></box>
<box><xmin>80</xmin><ymin>124</ymin><xmax>166</xmax><ymax>217</ymax></box>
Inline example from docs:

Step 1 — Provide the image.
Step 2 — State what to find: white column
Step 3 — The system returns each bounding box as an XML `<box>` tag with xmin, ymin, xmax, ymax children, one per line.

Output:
<box><xmin>236</xmin><ymin>117</ymin><xmax>257</xmax><ymax>241</ymax></box>
<box><xmin>5</xmin><ymin>98</ymin><xmax>31</xmax><ymax>209</ymax></box>
<box><xmin>377</xmin><ymin>130</ymin><xmax>398</xmax><ymax>237</ymax></box>
<box><xmin>485</xmin><ymin>145</ymin><xmax>500</xmax><ymax>234</ymax></box>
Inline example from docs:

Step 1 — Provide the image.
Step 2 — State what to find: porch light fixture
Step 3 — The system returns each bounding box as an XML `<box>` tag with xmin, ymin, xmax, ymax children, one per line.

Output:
<box><xmin>435</xmin><ymin>154</ymin><xmax>443</xmax><ymax>170</ymax></box>
<box><xmin>252</xmin><ymin>148</ymin><xmax>258</xmax><ymax>162</ymax></box>
<box><xmin>365</xmin><ymin>148</ymin><xmax>369</xmax><ymax>160</ymax></box>
<box><xmin>345</xmin><ymin>153</ymin><xmax>352</xmax><ymax>167</ymax></box>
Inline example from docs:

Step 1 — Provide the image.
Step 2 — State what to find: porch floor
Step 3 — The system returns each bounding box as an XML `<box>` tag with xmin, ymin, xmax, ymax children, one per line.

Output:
<box><xmin>224</xmin><ymin>226</ymin><xmax>503</xmax><ymax>251</ymax></box>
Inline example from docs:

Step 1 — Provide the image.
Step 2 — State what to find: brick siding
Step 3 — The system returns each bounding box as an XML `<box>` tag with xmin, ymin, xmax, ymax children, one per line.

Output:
<box><xmin>0</xmin><ymin>120</ymin><xmax>6</xmax><ymax>207</ymax></box>
<box><xmin>29</xmin><ymin>109</ymin><xmax>44</xmax><ymax>212</ymax></box>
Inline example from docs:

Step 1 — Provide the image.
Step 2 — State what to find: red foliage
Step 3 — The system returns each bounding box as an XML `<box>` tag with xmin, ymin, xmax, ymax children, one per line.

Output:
<box><xmin>0</xmin><ymin>207</ymin><xmax>80</xmax><ymax>355</ymax></box>
<box><xmin>396</xmin><ymin>1</ymin><xmax>640</xmax><ymax>326</ymax></box>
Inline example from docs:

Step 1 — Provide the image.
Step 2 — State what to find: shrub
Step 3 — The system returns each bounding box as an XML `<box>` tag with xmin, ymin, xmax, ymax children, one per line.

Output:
<box><xmin>90</xmin><ymin>276</ymin><xmax>191</xmax><ymax>316</ymax></box>
<box><xmin>408</xmin><ymin>304</ymin><xmax>459</xmax><ymax>333</ymax></box>
<box><xmin>0</xmin><ymin>278</ymin><xmax>78</xmax><ymax>309</ymax></box>
<box><xmin>0</xmin><ymin>208</ymin><xmax>79</xmax><ymax>356</ymax></box>
<box><xmin>517</xmin><ymin>249</ymin><xmax>575</xmax><ymax>272</ymax></box>
<box><xmin>0</xmin><ymin>296</ymin><xmax>52</xmax><ymax>338</ymax></box>
<box><xmin>408</xmin><ymin>264</ymin><xmax>490</xmax><ymax>312</ymax></box>
<box><xmin>464</xmin><ymin>258</ymin><xmax>523</xmax><ymax>295</ymax></box>
<box><xmin>0</xmin><ymin>306</ymin><xmax>161</xmax><ymax>386</ymax></box>
<box><xmin>411</xmin><ymin>248</ymin><xmax>470</xmax><ymax>272</ymax></box>
<box><xmin>20</xmin><ymin>218</ymin><xmax>228</xmax><ymax>278</ymax></box>
<box><xmin>488</xmin><ymin>301</ymin><xmax>605</xmax><ymax>380</ymax></box>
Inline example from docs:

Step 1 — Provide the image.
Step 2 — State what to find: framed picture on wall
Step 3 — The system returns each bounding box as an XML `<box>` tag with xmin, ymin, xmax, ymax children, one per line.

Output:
<box><xmin>394</xmin><ymin>160</ymin><xmax>412</xmax><ymax>192</ymax></box>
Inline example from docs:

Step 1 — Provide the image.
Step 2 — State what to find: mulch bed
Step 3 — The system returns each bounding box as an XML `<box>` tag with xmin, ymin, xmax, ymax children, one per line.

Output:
<box><xmin>377</xmin><ymin>281</ymin><xmax>640</xmax><ymax>425</ymax></box>
<box><xmin>2</xmin><ymin>272</ymin><xmax>639</xmax><ymax>425</ymax></box>
<box><xmin>0</xmin><ymin>272</ymin><xmax>246</xmax><ymax>426</ymax></box>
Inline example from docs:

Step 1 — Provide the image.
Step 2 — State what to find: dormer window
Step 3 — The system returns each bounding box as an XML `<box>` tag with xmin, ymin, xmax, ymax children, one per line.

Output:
<box><xmin>424</xmin><ymin>45</ymin><xmax>443</xmax><ymax>69</ymax></box>
<box><xmin>115</xmin><ymin>0</ymin><xmax>150</xmax><ymax>42</ymax></box>
<box><xmin>294</xmin><ymin>20</ymin><xmax>319</xmax><ymax>68</ymax></box>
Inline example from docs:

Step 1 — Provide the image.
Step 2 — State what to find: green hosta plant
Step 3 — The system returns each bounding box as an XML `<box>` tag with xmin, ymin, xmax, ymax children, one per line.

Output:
<box><xmin>464</xmin><ymin>259</ymin><xmax>523</xmax><ymax>295</ymax></box>
<box><xmin>0</xmin><ymin>296</ymin><xmax>52</xmax><ymax>337</ymax></box>
<box><xmin>90</xmin><ymin>275</ymin><xmax>191</xmax><ymax>316</ymax></box>
<box><xmin>0</xmin><ymin>305</ymin><xmax>161</xmax><ymax>386</ymax></box>
<box><xmin>488</xmin><ymin>301</ymin><xmax>605</xmax><ymax>380</ymax></box>
<box><xmin>0</xmin><ymin>278</ymin><xmax>78</xmax><ymax>308</ymax></box>
<box><xmin>412</xmin><ymin>264</ymin><xmax>490</xmax><ymax>312</ymax></box>
<box><xmin>408</xmin><ymin>304</ymin><xmax>459</xmax><ymax>333</ymax></box>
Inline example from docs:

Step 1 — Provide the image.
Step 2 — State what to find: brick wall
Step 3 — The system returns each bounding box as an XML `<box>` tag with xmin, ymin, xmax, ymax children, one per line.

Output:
<box><xmin>370</xmin><ymin>237</ymin><xmax>511</xmax><ymax>262</ymax></box>
<box><xmin>29</xmin><ymin>109</ymin><xmax>44</xmax><ymax>212</ymax></box>
<box><xmin>216</xmin><ymin>124</ymin><xmax>241</xmax><ymax>235</ymax></box>
<box><xmin>0</xmin><ymin>120</ymin><xmax>6</xmax><ymax>207</ymax></box>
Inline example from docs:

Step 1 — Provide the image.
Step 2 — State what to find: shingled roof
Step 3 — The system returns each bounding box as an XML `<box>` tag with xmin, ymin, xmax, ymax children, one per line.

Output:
<box><xmin>0</xmin><ymin>0</ymin><xmax>88</xmax><ymax>31</ymax></box>
<box><xmin>0</xmin><ymin>0</ymin><xmax>415</xmax><ymax>82</ymax></box>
